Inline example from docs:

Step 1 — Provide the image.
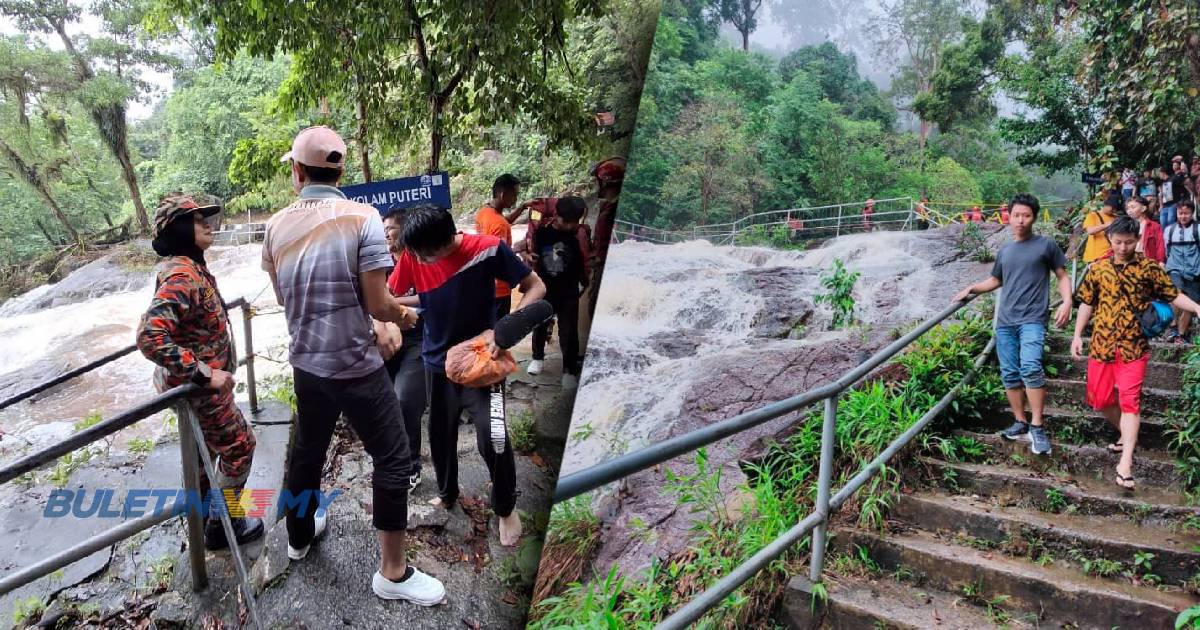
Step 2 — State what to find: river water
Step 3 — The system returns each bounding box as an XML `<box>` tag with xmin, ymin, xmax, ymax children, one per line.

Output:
<box><xmin>0</xmin><ymin>244</ymin><xmax>292</xmax><ymax>460</ymax></box>
<box><xmin>562</xmin><ymin>229</ymin><xmax>963</xmax><ymax>478</ymax></box>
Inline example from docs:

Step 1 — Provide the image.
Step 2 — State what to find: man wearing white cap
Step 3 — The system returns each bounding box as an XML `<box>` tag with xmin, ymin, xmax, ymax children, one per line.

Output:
<box><xmin>263</xmin><ymin>125</ymin><xmax>445</xmax><ymax>605</ymax></box>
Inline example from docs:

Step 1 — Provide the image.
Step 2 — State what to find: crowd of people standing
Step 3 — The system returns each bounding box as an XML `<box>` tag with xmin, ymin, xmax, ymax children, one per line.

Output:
<box><xmin>135</xmin><ymin>123</ymin><xmax>624</xmax><ymax>607</ymax></box>
<box><xmin>956</xmin><ymin>190</ymin><xmax>1200</xmax><ymax>494</ymax></box>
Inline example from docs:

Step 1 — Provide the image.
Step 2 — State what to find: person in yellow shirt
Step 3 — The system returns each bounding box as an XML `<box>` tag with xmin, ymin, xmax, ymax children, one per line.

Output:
<box><xmin>1082</xmin><ymin>194</ymin><xmax>1121</xmax><ymax>262</ymax></box>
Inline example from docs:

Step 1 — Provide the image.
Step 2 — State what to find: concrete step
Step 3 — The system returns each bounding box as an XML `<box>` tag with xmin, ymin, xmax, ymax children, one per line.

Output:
<box><xmin>1044</xmin><ymin>377</ymin><xmax>1179</xmax><ymax>415</ymax></box>
<box><xmin>918</xmin><ymin>458</ymin><xmax>1198</xmax><ymax>528</ymax></box>
<box><xmin>957</xmin><ymin>430</ymin><xmax>1182</xmax><ymax>488</ymax></box>
<box><xmin>974</xmin><ymin>405</ymin><xmax>1174</xmax><ymax>452</ymax></box>
<box><xmin>1045</xmin><ymin>353</ymin><xmax>1184</xmax><ymax>390</ymax></box>
<box><xmin>894</xmin><ymin>492</ymin><xmax>1200</xmax><ymax>584</ymax></box>
<box><xmin>778</xmin><ymin>573</ymin><xmax>1018</xmax><ymax>629</ymax></box>
<box><xmin>1046</xmin><ymin>334</ymin><xmax>1194</xmax><ymax>363</ymax></box>
<box><xmin>836</xmin><ymin>528</ymin><xmax>1197</xmax><ymax>629</ymax></box>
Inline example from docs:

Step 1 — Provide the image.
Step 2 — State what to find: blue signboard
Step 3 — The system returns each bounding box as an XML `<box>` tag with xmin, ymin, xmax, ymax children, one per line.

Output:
<box><xmin>339</xmin><ymin>172</ymin><xmax>452</xmax><ymax>215</ymax></box>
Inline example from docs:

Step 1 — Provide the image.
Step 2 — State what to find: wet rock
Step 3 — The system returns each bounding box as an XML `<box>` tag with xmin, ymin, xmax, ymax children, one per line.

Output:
<box><xmin>149</xmin><ymin>591</ymin><xmax>190</xmax><ymax>628</ymax></box>
<box><xmin>2</xmin><ymin>255</ymin><xmax>149</xmax><ymax>315</ymax></box>
<box><xmin>250</xmin><ymin>520</ymin><xmax>291</xmax><ymax>594</ymax></box>
<box><xmin>407</xmin><ymin>501</ymin><xmax>452</xmax><ymax>530</ymax></box>
<box><xmin>580</xmin><ymin>227</ymin><xmax>988</xmax><ymax>577</ymax></box>
<box><xmin>738</xmin><ymin>266</ymin><xmax>816</xmax><ymax>339</ymax></box>
<box><xmin>647</xmin><ymin>331</ymin><xmax>705</xmax><ymax>359</ymax></box>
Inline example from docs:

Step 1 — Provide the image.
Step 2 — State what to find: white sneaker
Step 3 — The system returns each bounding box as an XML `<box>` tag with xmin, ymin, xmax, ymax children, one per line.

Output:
<box><xmin>287</xmin><ymin>512</ymin><xmax>328</xmax><ymax>560</ymax></box>
<box><xmin>372</xmin><ymin>567</ymin><xmax>446</xmax><ymax>606</ymax></box>
<box><xmin>527</xmin><ymin>360</ymin><xmax>543</xmax><ymax>376</ymax></box>
<box><xmin>561</xmin><ymin>373</ymin><xmax>578</xmax><ymax>389</ymax></box>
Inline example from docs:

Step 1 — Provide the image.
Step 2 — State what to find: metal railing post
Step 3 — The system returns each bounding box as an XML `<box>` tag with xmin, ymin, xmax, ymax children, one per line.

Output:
<box><xmin>175</xmin><ymin>402</ymin><xmax>208</xmax><ymax>591</ymax></box>
<box><xmin>241</xmin><ymin>305</ymin><xmax>258</xmax><ymax>414</ymax></box>
<box><xmin>809</xmin><ymin>395</ymin><xmax>837</xmax><ymax>583</ymax></box>
<box><xmin>835</xmin><ymin>205</ymin><xmax>842</xmax><ymax>236</ymax></box>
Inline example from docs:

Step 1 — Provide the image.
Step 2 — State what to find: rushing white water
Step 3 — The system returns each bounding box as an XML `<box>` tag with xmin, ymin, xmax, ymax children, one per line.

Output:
<box><xmin>561</xmin><ymin>230</ymin><xmax>954</xmax><ymax>477</ymax></box>
<box><xmin>0</xmin><ymin>244</ymin><xmax>293</xmax><ymax>459</ymax></box>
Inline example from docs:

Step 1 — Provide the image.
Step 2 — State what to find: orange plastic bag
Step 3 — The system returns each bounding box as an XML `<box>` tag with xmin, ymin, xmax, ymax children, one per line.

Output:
<box><xmin>445</xmin><ymin>331</ymin><xmax>517</xmax><ymax>387</ymax></box>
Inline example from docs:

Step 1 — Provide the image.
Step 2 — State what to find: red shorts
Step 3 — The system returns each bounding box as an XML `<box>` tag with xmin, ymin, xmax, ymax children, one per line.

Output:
<box><xmin>1086</xmin><ymin>350</ymin><xmax>1149</xmax><ymax>414</ymax></box>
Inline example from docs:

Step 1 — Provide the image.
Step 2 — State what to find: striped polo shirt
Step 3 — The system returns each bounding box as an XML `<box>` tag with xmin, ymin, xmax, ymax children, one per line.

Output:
<box><xmin>262</xmin><ymin>185</ymin><xmax>392</xmax><ymax>379</ymax></box>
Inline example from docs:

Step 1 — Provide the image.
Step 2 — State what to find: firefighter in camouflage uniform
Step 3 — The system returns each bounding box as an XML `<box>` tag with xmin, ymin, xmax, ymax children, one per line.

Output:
<box><xmin>136</xmin><ymin>195</ymin><xmax>264</xmax><ymax>550</ymax></box>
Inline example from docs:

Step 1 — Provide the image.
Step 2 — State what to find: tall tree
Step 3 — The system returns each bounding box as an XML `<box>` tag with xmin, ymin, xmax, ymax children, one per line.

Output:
<box><xmin>161</xmin><ymin>0</ymin><xmax>603</xmax><ymax>175</ymax></box>
<box><xmin>719</xmin><ymin>0</ymin><xmax>763</xmax><ymax>51</ymax></box>
<box><xmin>2</xmin><ymin>0</ymin><xmax>177</xmax><ymax>233</ymax></box>
<box><xmin>868</xmin><ymin>0</ymin><xmax>967</xmax><ymax>153</ymax></box>
<box><xmin>1063</xmin><ymin>0</ymin><xmax>1200</xmax><ymax>171</ymax></box>
<box><xmin>659</xmin><ymin>96</ymin><xmax>764</xmax><ymax>225</ymax></box>
<box><xmin>0</xmin><ymin>36</ymin><xmax>82</xmax><ymax>244</ymax></box>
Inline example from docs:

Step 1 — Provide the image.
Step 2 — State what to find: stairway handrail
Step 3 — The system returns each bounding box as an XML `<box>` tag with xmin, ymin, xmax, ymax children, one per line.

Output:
<box><xmin>0</xmin><ymin>297</ymin><xmax>264</xmax><ymax>630</ymax></box>
<box><xmin>551</xmin><ymin>294</ymin><xmax>991</xmax><ymax>629</ymax></box>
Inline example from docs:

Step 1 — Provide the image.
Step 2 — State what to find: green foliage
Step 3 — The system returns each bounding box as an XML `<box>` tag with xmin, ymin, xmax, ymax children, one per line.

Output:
<box><xmin>813</xmin><ymin>259</ymin><xmax>859</xmax><ymax>329</ymax></box>
<box><xmin>146</xmin><ymin>555</ymin><xmax>175</xmax><ymax>591</ymax></box>
<box><xmin>733</xmin><ymin>224</ymin><xmax>805</xmax><ymax>250</ymax></box>
<box><xmin>49</xmin><ymin>449</ymin><xmax>93</xmax><ymax>487</ymax></box>
<box><xmin>1042</xmin><ymin>487</ymin><xmax>1068</xmax><ymax>513</ymax></box>
<box><xmin>127</xmin><ymin>437</ymin><xmax>155</xmax><ymax>454</ymax></box>
<box><xmin>956</xmin><ymin>222</ymin><xmax>994</xmax><ymax>264</ymax></box>
<box><xmin>533</xmin><ymin>316</ymin><xmax>993</xmax><ymax>627</ymax></box>
<box><xmin>10</xmin><ymin>595</ymin><xmax>44</xmax><ymax>626</ymax></box>
<box><xmin>509</xmin><ymin>410</ymin><xmax>537</xmax><ymax>454</ymax></box>
<box><xmin>1166</xmin><ymin>347</ymin><xmax>1200</xmax><ymax>492</ymax></box>
<box><xmin>545</xmin><ymin>495</ymin><xmax>601</xmax><ymax>554</ymax></box>
<box><xmin>262</xmin><ymin>373</ymin><xmax>297</xmax><ymax>414</ymax></box>
<box><xmin>1179</xmin><ymin>604</ymin><xmax>1200</xmax><ymax>630</ymax></box>
<box><xmin>74</xmin><ymin>411</ymin><xmax>104</xmax><ymax>433</ymax></box>
<box><xmin>156</xmin><ymin>0</ymin><xmax>606</xmax><ymax>173</ymax></box>
<box><xmin>927</xmin><ymin>157</ymin><xmax>983</xmax><ymax>206</ymax></box>
<box><xmin>621</xmin><ymin>9</ymin><xmax>1038</xmax><ymax>230</ymax></box>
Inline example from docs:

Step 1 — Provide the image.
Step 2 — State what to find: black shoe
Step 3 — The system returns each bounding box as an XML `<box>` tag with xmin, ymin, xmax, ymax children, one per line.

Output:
<box><xmin>204</xmin><ymin>516</ymin><xmax>265</xmax><ymax>550</ymax></box>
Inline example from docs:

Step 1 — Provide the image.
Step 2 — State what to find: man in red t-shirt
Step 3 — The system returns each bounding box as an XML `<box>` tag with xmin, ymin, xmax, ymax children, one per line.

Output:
<box><xmin>475</xmin><ymin>174</ymin><xmax>528</xmax><ymax>319</ymax></box>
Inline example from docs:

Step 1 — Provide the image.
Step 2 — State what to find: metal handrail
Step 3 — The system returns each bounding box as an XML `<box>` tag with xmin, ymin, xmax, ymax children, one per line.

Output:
<box><xmin>0</xmin><ymin>297</ymin><xmax>264</xmax><ymax>629</ymax></box>
<box><xmin>553</xmin><ymin>295</ymin><xmax>979</xmax><ymax>501</ymax></box>
<box><xmin>551</xmin><ymin>295</ymin><xmax>990</xmax><ymax>629</ymax></box>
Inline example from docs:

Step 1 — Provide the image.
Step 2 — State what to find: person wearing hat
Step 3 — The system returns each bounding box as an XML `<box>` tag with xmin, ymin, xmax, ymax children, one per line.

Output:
<box><xmin>587</xmin><ymin>156</ymin><xmax>625</xmax><ymax>319</ymax></box>
<box><xmin>263</xmin><ymin>125</ymin><xmax>445</xmax><ymax>605</ymax></box>
<box><xmin>137</xmin><ymin>195</ymin><xmax>264</xmax><ymax>550</ymax></box>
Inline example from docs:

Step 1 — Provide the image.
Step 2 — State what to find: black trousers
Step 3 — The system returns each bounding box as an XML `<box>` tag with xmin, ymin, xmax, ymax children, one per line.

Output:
<box><xmin>286</xmin><ymin>367</ymin><xmax>411</xmax><ymax>547</ymax></box>
<box><xmin>494</xmin><ymin>295</ymin><xmax>512</xmax><ymax>320</ymax></box>
<box><xmin>426</xmin><ymin>369</ymin><xmax>517</xmax><ymax>517</ymax></box>
<box><xmin>532</xmin><ymin>290</ymin><xmax>581</xmax><ymax>376</ymax></box>
<box><xmin>385</xmin><ymin>341</ymin><xmax>427</xmax><ymax>476</ymax></box>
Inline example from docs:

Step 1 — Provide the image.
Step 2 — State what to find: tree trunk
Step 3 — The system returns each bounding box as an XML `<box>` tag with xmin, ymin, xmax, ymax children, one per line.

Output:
<box><xmin>0</xmin><ymin>139</ymin><xmax>82</xmax><ymax>245</ymax></box>
<box><xmin>114</xmin><ymin>141</ymin><xmax>150</xmax><ymax>233</ymax></box>
<box><xmin>356</xmin><ymin>94</ymin><xmax>373</xmax><ymax>182</ymax></box>
<box><xmin>34</xmin><ymin>219</ymin><xmax>59</xmax><ymax>246</ymax></box>
<box><xmin>54</xmin><ymin>19</ymin><xmax>148</xmax><ymax>234</ymax></box>
<box><xmin>429</xmin><ymin>98</ymin><xmax>444</xmax><ymax>173</ymax></box>
<box><xmin>742</xmin><ymin>28</ymin><xmax>749</xmax><ymax>52</ymax></box>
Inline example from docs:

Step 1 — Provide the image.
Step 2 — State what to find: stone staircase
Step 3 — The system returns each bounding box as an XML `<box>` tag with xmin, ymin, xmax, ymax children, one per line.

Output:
<box><xmin>779</xmin><ymin>336</ymin><xmax>1200</xmax><ymax>629</ymax></box>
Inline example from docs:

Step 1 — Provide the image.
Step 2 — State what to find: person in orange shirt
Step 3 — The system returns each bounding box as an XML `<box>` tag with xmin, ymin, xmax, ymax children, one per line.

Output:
<box><xmin>475</xmin><ymin>174</ymin><xmax>528</xmax><ymax>319</ymax></box>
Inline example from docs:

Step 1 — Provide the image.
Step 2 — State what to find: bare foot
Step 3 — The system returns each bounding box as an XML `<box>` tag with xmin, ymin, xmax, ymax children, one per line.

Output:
<box><xmin>429</xmin><ymin>497</ymin><xmax>452</xmax><ymax>509</ymax></box>
<box><xmin>498</xmin><ymin>512</ymin><xmax>522</xmax><ymax>547</ymax></box>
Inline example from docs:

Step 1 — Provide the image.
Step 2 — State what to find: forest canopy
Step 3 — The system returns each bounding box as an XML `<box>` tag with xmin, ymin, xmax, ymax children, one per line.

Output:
<box><xmin>0</xmin><ymin>0</ymin><xmax>656</xmax><ymax>281</ymax></box>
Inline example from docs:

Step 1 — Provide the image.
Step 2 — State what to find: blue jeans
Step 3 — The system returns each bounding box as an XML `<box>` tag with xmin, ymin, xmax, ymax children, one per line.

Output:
<box><xmin>995</xmin><ymin>323</ymin><xmax>1046</xmax><ymax>389</ymax></box>
<box><xmin>1162</xmin><ymin>203</ymin><xmax>1177</xmax><ymax>228</ymax></box>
